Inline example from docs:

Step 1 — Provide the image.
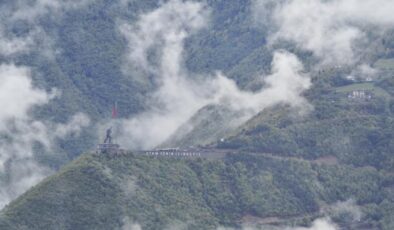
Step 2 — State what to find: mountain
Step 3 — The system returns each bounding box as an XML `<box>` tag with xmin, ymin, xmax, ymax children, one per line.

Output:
<box><xmin>216</xmin><ymin>76</ymin><xmax>394</xmax><ymax>171</ymax></box>
<box><xmin>162</xmin><ymin>105</ymin><xmax>247</xmax><ymax>148</ymax></box>
<box><xmin>1</xmin><ymin>0</ymin><xmax>394</xmax><ymax>229</ymax></box>
<box><xmin>1</xmin><ymin>151</ymin><xmax>393</xmax><ymax>230</ymax></box>
<box><xmin>3</xmin><ymin>0</ymin><xmax>394</xmax><ymax>167</ymax></box>
<box><xmin>1</xmin><ymin>0</ymin><xmax>267</xmax><ymax>166</ymax></box>
<box><xmin>167</xmin><ymin>72</ymin><xmax>394</xmax><ymax>172</ymax></box>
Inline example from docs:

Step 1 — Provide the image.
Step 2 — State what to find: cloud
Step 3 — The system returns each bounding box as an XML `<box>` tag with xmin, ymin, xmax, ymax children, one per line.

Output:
<box><xmin>0</xmin><ymin>65</ymin><xmax>53</xmax><ymax>124</ymax></box>
<box><xmin>117</xmin><ymin>200</ymin><xmax>361</xmax><ymax>230</ymax></box>
<box><xmin>120</xmin><ymin>0</ymin><xmax>209</xmax><ymax>72</ymax></box>
<box><xmin>0</xmin><ymin>27</ymin><xmax>32</xmax><ymax>56</ymax></box>
<box><xmin>0</xmin><ymin>0</ymin><xmax>97</xmax><ymax>209</ymax></box>
<box><xmin>116</xmin><ymin>0</ymin><xmax>212</xmax><ymax>150</ymax></box>
<box><xmin>0</xmin><ymin>64</ymin><xmax>55</xmax><ymax>165</ymax></box>
<box><xmin>0</xmin><ymin>112</ymin><xmax>91</xmax><ymax>209</ymax></box>
<box><xmin>54</xmin><ymin>113</ymin><xmax>91</xmax><ymax>139</ymax></box>
<box><xmin>289</xmin><ymin>218</ymin><xmax>338</xmax><ymax>230</ymax></box>
<box><xmin>215</xmin><ymin>218</ymin><xmax>338</xmax><ymax>230</ymax></box>
<box><xmin>0</xmin><ymin>0</ymin><xmax>93</xmax><ymax>57</ymax></box>
<box><xmin>0</xmin><ymin>160</ymin><xmax>50</xmax><ymax>209</ymax></box>
<box><xmin>120</xmin><ymin>177</ymin><xmax>137</xmax><ymax>197</ymax></box>
<box><xmin>11</xmin><ymin>0</ymin><xmax>93</xmax><ymax>21</ymax></box>
<box><xmin>118</xmin><ymin>218</ymin><xmax>338</xmax><ymax>230</ymax></box>
<box><xmin>0</xmin><ymin>64</ymin><xmax>90</xmax><ymax>209</ymax></box>
<box><xmin>121</xmin><ymin>217</ymin><xmax>142</xmax><ymax>230</ymax></box>
<box><xmin>211</xmin><ymin>50</ymin><xmax>311</xmax><ymax>113</ymax></box>
<box><xmin>117</xmin><ymin>0</ymin><xmax>311</xmax><ymax>150</ymax></box>
<box><xmin>326</xmin><ymin>199</ymin><xmax>362</xmax><ymax>222</ymax></box>
<box><xmin>254</xmin><ymin>0</ymin><xmax>394</xmax><ymax>66</ymax></box>
<box><xmin>348</xmin><ymin>64</ymin><xmax>379</xmax><ymax>81</ymax></box>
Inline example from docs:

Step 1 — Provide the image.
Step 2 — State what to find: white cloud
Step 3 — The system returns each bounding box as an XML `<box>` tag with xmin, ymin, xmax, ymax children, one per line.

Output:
<box><xmin>254</xmin><ymin>0</ymin><xmax>394</xmax><ymax>66</ymax></box>
<box><xmin>0</xmin><ymin>64</ymin><xmax>52</xmax><ymax>126</ymax></box>
<box><xmin>0</xmin><ymin>27</ymin><xmax>32</xmax><ymax>56</ymax></box>
<box><xmin>289</xmin><ymin>218</ymin><xmax>337</xmax><ymax>230</ymax></box>
<box><xmin>117</xmin><ymin>217</ymin><xmax>338</xmax><ymax>230</ymax></box>
<box><xmin>0</xmin><ymin>160</ymin><xmax>50</xmax><ymax>209</ymax></box>
<box><xmin>0</xmin><ymin>65</ymin><xmax>53</xmax><ymax>205</ymax></box>
<box><xmin>211</xmin><ymin>50</ymin><xmax>311</xmax><ymax>113</ymax></box>
<box><xmin>122</xmin><ymin>217</ymin><xmax>142</xmax><ymax>230</ymax></box>
<box><xmin>54</xmin><ymin>113</ymin><xmax>91</xmax><ymax>139</ymax></box>
<box><xmin>0</xmin><ymin>0</ymin><xmax>96</xmax><ymax>209</ymax></box>
<box><xmin>327</xmin><ymin>199</ymin><xmax>362</xmax><ymax>222</ymax></box>
<box><xmin>0</xmin><ymin>0</ymin><xmax>93</xmax><ymax>57</ymax></box>
<box><xmin>119</xmin><ymin>0</ymin><xmax>209</xmax><ymax>72</ymax></box>
<box><xmin>11</xmin><ymin>0</ymin><xmax>93</xmax><ymax>21</ymax></box>
<box><xmin>117</xmin><ymin>0</ymin><xmax>212</xmax><ymax>150</ymax></box>
<box><xmin>0</xmin><ymin>64</ymin><xmax>90</xmax><ymax>209</ymax></box>
<box><xmin>348</xmin><ymin>64</ymin><xmax>379</xmax><ymax>81</ymax></box>
<box><xmin>216</xmin><ymin>218</ymin><xmax>337</xmax><ymax>230</ymax></box>
<box><xmin>0</xmin><ymin>113</ymin><xmax>91</xmax><ymax>209</ymax></box>
<box><xmin>117</xmin><ymin>0</ymin><xmax>312</xmax><ymax>150</ymax></box>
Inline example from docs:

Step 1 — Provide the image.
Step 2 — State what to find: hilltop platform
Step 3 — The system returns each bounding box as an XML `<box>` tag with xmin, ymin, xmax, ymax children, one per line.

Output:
<box><xmin>96</xmin><ymin>143</ymin><xmax>124</xmax><ymax>155</ymax></box>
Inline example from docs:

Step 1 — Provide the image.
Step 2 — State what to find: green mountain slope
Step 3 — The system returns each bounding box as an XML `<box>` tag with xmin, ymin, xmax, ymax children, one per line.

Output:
<box><xmin>215</xmin><ymin>75</ymin><xmax>394</xmax><ymax>171</ymax></box>
<box><xmin>2</xmin><ymin>1</ymin><xmax>394</xmax><ymax>229</ymax></box>
<box><xmin>1</xmin><ymin>152</ymin><xmax>393</xmax><ymax>229</ymax></box>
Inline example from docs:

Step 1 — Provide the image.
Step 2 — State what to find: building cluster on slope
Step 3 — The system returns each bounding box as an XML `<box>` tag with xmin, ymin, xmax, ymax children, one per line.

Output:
<box><xmin>347</xmin><ymin>90</ymin><xmax>373</xmax><ymax>100</ymax></box>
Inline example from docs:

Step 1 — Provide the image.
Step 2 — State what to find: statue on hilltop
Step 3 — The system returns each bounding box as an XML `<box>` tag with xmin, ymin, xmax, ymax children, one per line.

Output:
<box><xmin>103</xmin><ymin>127</ymin><xmax>112</xmax><ymax>144</ymax></box>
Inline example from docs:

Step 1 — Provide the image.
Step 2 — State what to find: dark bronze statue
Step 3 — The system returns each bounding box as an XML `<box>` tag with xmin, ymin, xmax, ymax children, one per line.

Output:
<box><xmin>104</xmin><ymin>127</ymin><xmax>112</xmax><ymax>144</ymax></box>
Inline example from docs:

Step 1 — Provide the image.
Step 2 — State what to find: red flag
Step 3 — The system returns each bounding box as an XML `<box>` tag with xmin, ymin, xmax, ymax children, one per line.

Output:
<box><xmin>112</xmin><ymin>102</ymin><xmax>118</xmax><ymax>119</ymax></box>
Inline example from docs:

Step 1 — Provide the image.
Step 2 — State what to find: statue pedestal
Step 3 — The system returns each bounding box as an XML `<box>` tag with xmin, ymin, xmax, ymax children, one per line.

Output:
<box><xmin>97</xmin><ymin>143</ymin><xmax>121</xmax><ymax>155</ymax></box>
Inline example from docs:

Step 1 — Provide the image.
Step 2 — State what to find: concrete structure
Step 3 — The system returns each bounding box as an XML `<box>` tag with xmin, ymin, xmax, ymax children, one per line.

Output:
<box><xmin>348</xmin><ymin>90</ymin><xmax>372</xmax><ymax>100</ymax></box>
<box><xmin>97</xmin><ymin>143</ymin><xmax>124</xmax><ymax>155</ymax></box>
<box><xmin>136</xmin><ymin>149</ymin><xmax>227</xmax><ymax>159</ymax></box>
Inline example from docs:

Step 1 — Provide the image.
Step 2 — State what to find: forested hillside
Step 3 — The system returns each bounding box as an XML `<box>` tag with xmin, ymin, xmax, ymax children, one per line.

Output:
<box><xmin>1</xmin><ymin>0</ymin><xmax>394</xmax><ymax>229</ymax></box>
<box><xmin>217</xmin><ymin>73</ymin><xmax>394</xmax><ymax>171</ymax></box>
<box><xmin>1</xmin><ymin>152</ymin><xmax>393</xmax><ymax>230</ymax></box>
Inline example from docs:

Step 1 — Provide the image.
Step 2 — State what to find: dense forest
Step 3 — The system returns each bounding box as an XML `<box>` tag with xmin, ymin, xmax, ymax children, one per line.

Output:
<box><xmin>1</xmin><ymin>153</ymin><xmax>393</xmax><ymax>229</ymax></box>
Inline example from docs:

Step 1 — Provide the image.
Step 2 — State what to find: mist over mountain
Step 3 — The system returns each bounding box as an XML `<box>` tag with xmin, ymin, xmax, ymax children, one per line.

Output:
<box><xmin>0</xmin><ymin>0</ymin><xmax>394</xmax><ymax>229</ymax></box>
